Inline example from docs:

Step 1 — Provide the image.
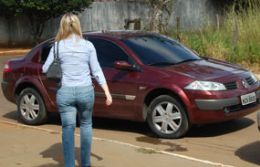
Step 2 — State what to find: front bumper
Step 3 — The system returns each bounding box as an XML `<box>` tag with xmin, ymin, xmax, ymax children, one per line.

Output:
<box><xmin>186</xmin><ymin>89</ymin><xmax>260</xmax><ymax>124</ymax></box>
<box><xmin>195</xmin><ymin>90</ymin><xmax>260</xmax><ymax>112</ymax></box>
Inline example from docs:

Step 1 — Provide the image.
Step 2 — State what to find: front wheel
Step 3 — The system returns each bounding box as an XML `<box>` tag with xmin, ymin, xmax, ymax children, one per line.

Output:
<box><xmin>147</xmin><ymin>95</ymin><xmax>190</xmax><ymax>139</ymax></box>
<box><xmin>17</xmin><ymin>88</ymin><xmax>47</xmax><ymax>125</ymax></box>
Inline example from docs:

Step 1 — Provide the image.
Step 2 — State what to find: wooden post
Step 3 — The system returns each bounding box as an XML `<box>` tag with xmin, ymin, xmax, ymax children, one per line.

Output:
<box><xmin>134</xmin><ymin>19</ymin><xmax>141</xmax><ymax>30</ymax></box>
<box><xmin>231</xmin><ymin>15</ymin><xmax>239</xmax><ymax>62</ymax></box>
<box><xmin>232</xmin><ymin>15</ymin><xmax>238</xmax><ymax>50</ymax></box>
<box><xmin>216</xmin><ymin>14</ymin><xmax>220</xmax><ymax>32</ymax></box>
<box><xmin>176</xmin><ymin>17</ymin><xmax>180</xmax><ymax>41</ymax></box>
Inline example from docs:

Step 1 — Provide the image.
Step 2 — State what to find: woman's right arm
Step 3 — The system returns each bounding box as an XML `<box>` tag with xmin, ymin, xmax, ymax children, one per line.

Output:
<box><xmin>88</xmin><ymin>42</ymin><xmax>112</xmax><ymax>106</ymax></box>
<box><xmin>42</xmin><ymin>46</ymin><xmax>54</xmax><ymax>73</ymax></box>
<box><xmin>101</xmin><ymin>83</ymin><xmax>112</xmax><ymax>106</ymax></box>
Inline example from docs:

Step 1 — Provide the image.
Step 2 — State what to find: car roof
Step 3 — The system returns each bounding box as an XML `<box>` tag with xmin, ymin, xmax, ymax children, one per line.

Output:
<box><xmin>84</xmin><ymin>30</ymin><xmax>158</xmax><ymax>40</ymax></box>
<box><xmin>40</xmin><ymin>30</ymin><xmax>162</xmax><ymax>47</ymax></box>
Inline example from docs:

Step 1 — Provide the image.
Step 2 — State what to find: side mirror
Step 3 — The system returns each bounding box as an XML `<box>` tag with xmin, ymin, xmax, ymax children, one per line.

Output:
<box><xmin>114</xmin><ymin>61</ymin><xmax>135</xmax><ymax>71</ymax></box>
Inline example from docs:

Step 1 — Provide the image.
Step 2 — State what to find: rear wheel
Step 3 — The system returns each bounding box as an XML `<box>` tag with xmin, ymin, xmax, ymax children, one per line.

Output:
<box><xmin>147</xmin><ymin>95</ymin><xmax>190</xmax><ymax>138</ymax></box>
<box><xmin>17</xmin><ymin>88</ymin><xmax>47</xmax><ymax>125</ymax></box>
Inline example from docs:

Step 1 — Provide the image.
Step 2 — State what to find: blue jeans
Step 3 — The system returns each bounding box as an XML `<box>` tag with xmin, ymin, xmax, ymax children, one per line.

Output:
<box><xmin>56</xmin><ymin>85</ymin><xmax>94</xmax><ymax>167</ymax></box>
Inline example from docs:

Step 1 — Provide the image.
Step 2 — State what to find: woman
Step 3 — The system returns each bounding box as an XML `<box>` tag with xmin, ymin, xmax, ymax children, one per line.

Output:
<box><xmin>42</xmin><ymin>13</ymin><xmax>112</xmax><ymax>167</ymax></box>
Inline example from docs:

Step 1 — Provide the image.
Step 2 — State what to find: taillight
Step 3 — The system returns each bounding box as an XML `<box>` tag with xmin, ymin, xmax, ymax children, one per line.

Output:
<box><xmin>3</xmin><ymin>61</ymin><xmax>12</xmax><ymax>73</ymax></box>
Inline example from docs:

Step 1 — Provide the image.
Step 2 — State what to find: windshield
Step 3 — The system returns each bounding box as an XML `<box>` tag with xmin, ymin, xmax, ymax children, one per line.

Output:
<box><xmin>123</xmin><ymin>34</ymin><xmax>201</xmax><ymax>66</ymax></box>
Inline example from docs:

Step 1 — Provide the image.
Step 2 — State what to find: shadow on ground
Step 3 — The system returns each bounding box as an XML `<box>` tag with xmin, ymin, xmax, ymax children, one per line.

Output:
<box><xmin>186</xmin><ymin>118</ymin><xmax>254</xmax><ymax>138</ymax></box>
<box><xmin>2</xmin><ymin>110</ymin><xmax>150</xmax><ymax>135</ymax></box>
<box><xmin>92</xmin><ymin>117</ymin><xmax>152</xmax><ymax>136</ymax></box>
<box><xmin>134</xmin><ymin>118</ymin><xmax>255</xmax><ymax>153</ymax></box>
<box><xmin>235</xmin><ymin>141</ymin><xmax>260</xmax><ymax>165</ymax></box>
<box><xmin>93</xmin><ymin>118</ymin><xmax>254</xmax><ymax>138</ymax></box>
<box><xmin>3</xmin><ymin>111</ymin><xmax>255</xmax><ymax>139</ymax></box>
<box><xmin>2</xmin><ymin>110</ymin><xmax>20</xmax><ymax>122</ymax></box>
<box><xmin>37</xmin><ymin>143</ymin><xmax>103</xmax><ymax>167</ymax></box>
<box><xmin>2</xmin><ymin>110</ymin><xmax>62</xmax><ymax>125</ymax></box>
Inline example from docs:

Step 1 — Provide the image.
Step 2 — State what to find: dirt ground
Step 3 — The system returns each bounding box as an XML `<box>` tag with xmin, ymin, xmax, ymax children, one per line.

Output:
<box><xmin>1</xmin><ymin>121</ymin><xmax>220</xmax><ymax>167</ymax></box>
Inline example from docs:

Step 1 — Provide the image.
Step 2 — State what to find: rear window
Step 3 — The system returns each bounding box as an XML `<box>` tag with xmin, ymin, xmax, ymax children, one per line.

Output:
<box><xmin>41</xmin><ymin>44</ymin><xmax>52</xmax><ymax>63</ymax></box>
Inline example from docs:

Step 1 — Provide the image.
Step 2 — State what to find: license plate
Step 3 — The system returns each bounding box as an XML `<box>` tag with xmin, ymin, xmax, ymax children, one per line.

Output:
<box><xmin>241</xmin><ymin>92</ymin><xmax>256</xmax><ymax>105</ymax></box>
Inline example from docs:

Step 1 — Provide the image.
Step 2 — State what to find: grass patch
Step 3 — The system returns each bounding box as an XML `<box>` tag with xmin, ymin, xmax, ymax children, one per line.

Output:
<box><xmin>170</xmin><ymin>0</ymin><xmax>260</xmax><ymax>73</ymax></box>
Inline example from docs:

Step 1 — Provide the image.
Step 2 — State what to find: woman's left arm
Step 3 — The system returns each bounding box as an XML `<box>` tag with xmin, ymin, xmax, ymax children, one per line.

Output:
<box><xmin>42</xmin><ymin>46</ymin><xmax>54</xmax><ymax>73</ymax></box>
<box><xmin>88</xmin><ymin>42</ymin><xmax>107</xmax><ymax>85</ymax></box>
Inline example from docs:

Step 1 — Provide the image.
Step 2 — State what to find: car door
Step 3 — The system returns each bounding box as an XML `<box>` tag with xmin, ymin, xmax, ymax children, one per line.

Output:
<box><xmin>88</xmin><ymin>37</ymin><xmax>140</xmax><ymax>120</ymax></box>
<box><xmin>37</xmin><ymin>42</ymin><xmax>60</xmax><ymax>111</ymax></box>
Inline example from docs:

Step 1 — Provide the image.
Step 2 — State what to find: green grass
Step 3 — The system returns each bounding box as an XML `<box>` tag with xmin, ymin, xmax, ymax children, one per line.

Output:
<box><xmin>170</xmin><ymin>1</ymin><xmax>260</xmax><ymax>72</ymax></box>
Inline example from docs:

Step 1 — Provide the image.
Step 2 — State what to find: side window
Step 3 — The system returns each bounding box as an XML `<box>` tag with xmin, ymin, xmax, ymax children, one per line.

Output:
<box><xmin>41</xmin><ymin>43</ymin><xmax>52</xmax><ymax>63</ymax></box>
<box><xmin>89</xmin><ymin>38</ymin><xmax>130</xmax><ymax>68</ymax></box>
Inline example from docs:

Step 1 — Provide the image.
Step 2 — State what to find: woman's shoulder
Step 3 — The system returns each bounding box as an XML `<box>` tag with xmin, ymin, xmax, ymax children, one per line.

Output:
<box><xmin>83</xmin><ymin>39</ymin><xmax>95</xmax><ymax>48</ymax></box>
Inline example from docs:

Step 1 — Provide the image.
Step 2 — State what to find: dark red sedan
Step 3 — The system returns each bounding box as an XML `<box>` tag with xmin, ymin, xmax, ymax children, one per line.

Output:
<box><xmin>2</xmin><ymin>31</ymin><xmax>260</xmax><ymax>138</ymax></box>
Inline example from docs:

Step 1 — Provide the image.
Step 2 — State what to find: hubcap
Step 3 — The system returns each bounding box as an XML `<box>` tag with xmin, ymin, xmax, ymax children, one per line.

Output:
<box><xmin>20</xmin><ymin>93</ymin><xmax>40</xmax><ymax>121</ymax></box>
<box><xmin>152</xmin><ymin>102</ymin><xmax>182</xmax><ymax>134</ymax></box>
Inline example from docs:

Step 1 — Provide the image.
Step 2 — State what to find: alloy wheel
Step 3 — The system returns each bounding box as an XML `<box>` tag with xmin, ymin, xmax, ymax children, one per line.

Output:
<box><xmin>20</xmin><ymin>93</ymin><xmax>40</xmax><ymax>121</ymax></box>
<box><xmin>152</xmin><ymin>101</ymin><xmax>182</xmax><ymax>134</ymax></box>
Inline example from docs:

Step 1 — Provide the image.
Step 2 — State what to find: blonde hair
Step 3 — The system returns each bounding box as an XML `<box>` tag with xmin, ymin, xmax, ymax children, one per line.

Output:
<box><xmin>55</xmin><ymin>13</ymin><xmax>83</xmax><ymax>41</ymax></box>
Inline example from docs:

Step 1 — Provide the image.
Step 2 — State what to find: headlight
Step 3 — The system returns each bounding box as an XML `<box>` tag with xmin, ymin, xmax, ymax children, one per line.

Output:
<box><xmin>185</xmin><ymin>81</ymin><xmax>226</xmax><ymax>91</ymax></box>
<box><xmin>249</xmin><ymin>72</ymin><xmax>259</xmax><ymax>83</ymax></box>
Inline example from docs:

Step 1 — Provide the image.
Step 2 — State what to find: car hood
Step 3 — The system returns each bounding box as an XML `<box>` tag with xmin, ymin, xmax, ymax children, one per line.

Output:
<box><xmin>163</xmin><ymin>59</ymin><xmax>246</xmax><ymax>80</ymax></box>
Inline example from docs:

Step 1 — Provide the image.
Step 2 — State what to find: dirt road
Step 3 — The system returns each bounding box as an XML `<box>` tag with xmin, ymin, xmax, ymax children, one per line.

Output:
<box><xmin>0</xmin><ymin>55</ymin><xmax>259</xmax><ymax>167</ymax></box>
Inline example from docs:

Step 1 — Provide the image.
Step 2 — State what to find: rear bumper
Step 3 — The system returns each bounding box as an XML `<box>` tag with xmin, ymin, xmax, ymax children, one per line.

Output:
<box><xmin>1</xmin><ymin>81</ymin><xmax>8</xmax><ymax>90</ymax></box>
<box><xmin>1</xmin><ymin>81</ymin><xmax>16</xmax><ymax>103</ymax></box>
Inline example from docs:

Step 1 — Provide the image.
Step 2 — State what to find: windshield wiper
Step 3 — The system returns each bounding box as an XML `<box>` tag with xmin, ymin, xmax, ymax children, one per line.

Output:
<box><xmin>148</xmin><ymin>62</ymin><xmax>176</xmax><ymax>66</ymax></box>
<box><xmin>175</xmin><ymin>58</ymin><xmax>200</xmax><ymax>64</ymax></box>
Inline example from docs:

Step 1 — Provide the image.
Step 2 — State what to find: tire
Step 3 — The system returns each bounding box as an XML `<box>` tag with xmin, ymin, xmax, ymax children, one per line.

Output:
<box><xmin>147</xmin><ymin>95</ymin><xmax>190</xmax><ymax>139</ymax></box>
<box><xmin>17</xmin><ymin>88</ymin><xmax>47</xmax><ymax>125</ymax></box>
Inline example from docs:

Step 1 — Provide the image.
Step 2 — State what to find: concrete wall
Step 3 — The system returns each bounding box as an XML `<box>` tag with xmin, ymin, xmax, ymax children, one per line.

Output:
<box><xmin>79</xmin><ymin>1</ymin><xmax>150</xmax><ymax>31</ymax></box>
<box><xmin>0</xmin><ymin>17</ymin><xmax>9</xmax><ymax>46</ymax></box>
<box><xmin>0</xmin><ymin>1</ymin><xmax>150</xmax><ymax>46</ymax></box>
<box><xmin>0</xmin><ymin>16</ymin><xmax>36</xmax><ymax>46</ymax></box>
<box><xmin>0</xmin><ymin>0</ymin><xmax>219</xmax><ymax>47</ymax></box>
<box><xmin>169</xmin><ymin>0</ymin><xmax>217</xmax><ymax>30</ymax></box>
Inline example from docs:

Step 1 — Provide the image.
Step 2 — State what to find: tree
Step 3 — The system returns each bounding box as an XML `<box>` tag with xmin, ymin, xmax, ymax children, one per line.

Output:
<box><xmin>145</xmin><ymin>0</ymin><xmax>175</xmax><ymax>33</ymax></box>
<box><xmin>0</xmin><ymin>0</ymin><xmax>94</xmax><ymax>44</ymax></box>
<box><xmin>0</xmin><ymin>0</ymin><xmax>17</xmax><ymax>17</ymax></box>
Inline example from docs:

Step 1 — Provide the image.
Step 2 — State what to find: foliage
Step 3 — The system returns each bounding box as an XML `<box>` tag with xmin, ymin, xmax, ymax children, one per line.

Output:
<box><xmin>0</xmin><ymin>0</ymin><xmax>17</xmax><ymax>17</ymax></box>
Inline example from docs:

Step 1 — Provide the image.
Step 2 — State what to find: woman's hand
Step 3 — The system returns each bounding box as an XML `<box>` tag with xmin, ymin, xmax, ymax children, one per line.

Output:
<box><xmin>101</xmin><ymin>83</ymin><xmax>112</xmax><ymax>106</ymax></box>
<box><xmin>105</xmin><ymin>93</ymin><xmax>112</xmax><ymax>106</ymax></box>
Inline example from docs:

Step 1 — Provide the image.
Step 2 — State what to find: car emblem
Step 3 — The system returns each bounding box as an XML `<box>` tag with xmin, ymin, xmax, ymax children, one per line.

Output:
<box><xmin>242</xmin><ymin>80</ymin><xmax>249</xmax><ymax>89</ymax></box>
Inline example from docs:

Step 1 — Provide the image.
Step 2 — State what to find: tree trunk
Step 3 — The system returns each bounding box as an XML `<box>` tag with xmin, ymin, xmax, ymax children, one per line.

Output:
<box><xmin>150</xmin><ymin>6</ymin><xmax>163</xmax><ymax>32</ymax></box>
<box><xmin>149</xmin><ymin>0</ymin><xmax>172</xmax><ymax>33</ymax></box>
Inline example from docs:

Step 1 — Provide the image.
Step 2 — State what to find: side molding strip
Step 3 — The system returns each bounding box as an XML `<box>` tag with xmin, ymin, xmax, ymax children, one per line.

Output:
<box><xmin>95</xmin><ymin>92</ymin><xmax>136</xmax><ymax>101</ymax></box>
